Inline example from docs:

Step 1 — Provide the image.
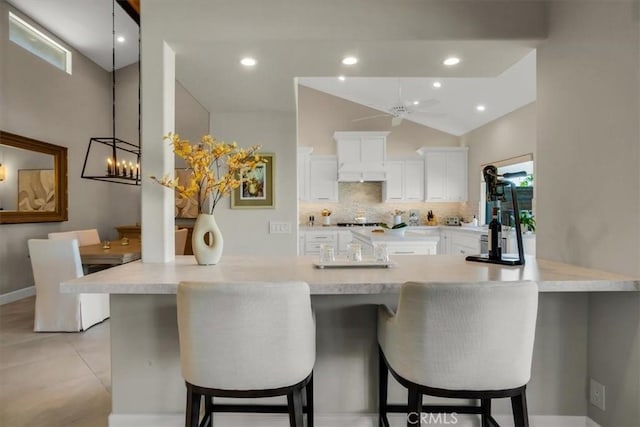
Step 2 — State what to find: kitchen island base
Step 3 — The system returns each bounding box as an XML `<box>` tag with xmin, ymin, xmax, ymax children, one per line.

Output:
<box><xmin>109</xmin><ymin>293</ymin><xmax>594</xmax><ymax>426</ymax></box>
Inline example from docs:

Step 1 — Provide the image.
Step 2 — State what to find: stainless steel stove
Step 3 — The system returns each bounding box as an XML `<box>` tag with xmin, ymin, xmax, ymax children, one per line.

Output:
<box><xmin>336</xmin><ymin>222</ymin><xmax>384</xmax><ymax>227</ymax></box>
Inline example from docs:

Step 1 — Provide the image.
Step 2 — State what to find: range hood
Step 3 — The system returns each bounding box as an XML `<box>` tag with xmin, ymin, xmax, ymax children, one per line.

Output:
<box><xmin>334</xmin><ymin>131</ymin><xmax>389</xmax><ymax>182</ymax></box>
<box><xmin>337</xmin><ymin>163</ymin><xmax>388</xmax><ymax>182</ymax></box>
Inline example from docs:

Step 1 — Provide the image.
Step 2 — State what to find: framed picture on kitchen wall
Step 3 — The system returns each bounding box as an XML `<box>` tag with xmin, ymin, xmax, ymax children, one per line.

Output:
<box><xmin>231</xmin><ymin>153</ymin><xmax>275</xmax><ymax>209</ymax></box>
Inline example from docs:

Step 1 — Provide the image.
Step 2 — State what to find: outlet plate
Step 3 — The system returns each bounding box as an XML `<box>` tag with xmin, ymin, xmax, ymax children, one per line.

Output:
<box><xmin>590</xmin><ymin>378</ymin><xmax>606</xmax><ymax>411</ymax></box>
<box><xmin>269</xmin><ymin>221</ymin><xmax>292</xmax><ymax>234</ymax></box>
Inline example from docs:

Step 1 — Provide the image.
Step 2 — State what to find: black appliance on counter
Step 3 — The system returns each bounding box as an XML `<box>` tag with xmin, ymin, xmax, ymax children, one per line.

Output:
<box><xmin>466</xmin><ymin>165</ymin><xmax>526</xmax><ymax>266</ymax></box>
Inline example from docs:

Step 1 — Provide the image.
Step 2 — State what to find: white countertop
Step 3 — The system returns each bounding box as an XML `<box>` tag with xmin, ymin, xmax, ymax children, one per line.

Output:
<box><xmin>61</xmin><ymin>255</ymin><xmax>639</xmax><ymax>295</ymax></box>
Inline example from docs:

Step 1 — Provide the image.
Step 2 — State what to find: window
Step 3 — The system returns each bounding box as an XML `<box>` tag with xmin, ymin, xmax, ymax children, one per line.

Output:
<box><xmin>479</xmin><ymin>154</ymin><xmax>534</xmax><ymax>226</ymax></box>
<box><xmin>9</xmin><ymin>12</ymin><xmax>72</xmax><ymax>74</ymax></box>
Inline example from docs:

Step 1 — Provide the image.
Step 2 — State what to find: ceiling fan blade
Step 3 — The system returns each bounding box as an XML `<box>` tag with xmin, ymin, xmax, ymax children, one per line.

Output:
<box><xmin>391</xmin><ymin>116</ymin><xmax>403</xmax><ymax>127</ymax></box>
<box><xmin>352</xmin><ymin>113</ymin><xmax>391</xmax><ymax>122</ymax></box>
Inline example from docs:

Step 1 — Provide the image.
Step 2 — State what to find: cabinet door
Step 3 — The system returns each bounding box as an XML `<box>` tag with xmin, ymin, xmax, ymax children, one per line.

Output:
<box><xmin>336</xmin><ymin>138</ymin><xmax>362</xmax><ymax>165</ymax></box>
<box><xmin>360</xmin><ymin>136</ymin><xmax>386</xmax><ymax>164</ymax></box>
<box><xmin>425</xmin><ymin>152</ymin><xmax>447</xmax><ymax>201</ymax></box>
<box><xmin>403</xmin><ymin>160</ymin><xmax>424</xmax><ymax>201</ymax></box>
<box><xmin>309</xmin><ymin>158</ymin><xmax>338</xmax><ymax>201</ymax></box>
<box><xmin>446</xmin><ymin>150</ymin><xmax>467</xmax><ymax>202</ymax></box>
<box><xmin>384</xmin><ymin>161</ymin><xmax>404</xmax><ymax>201</ymax></box>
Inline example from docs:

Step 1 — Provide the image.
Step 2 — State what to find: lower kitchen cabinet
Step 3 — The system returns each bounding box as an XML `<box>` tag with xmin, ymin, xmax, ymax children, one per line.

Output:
<box><xmin>299</xmin><ymin>229</ymin><xmax>354</xmax><ymax>256</ymax></box>
<box><xmin>380</xmin><ymin>241</ymin><xmax>438</xmax><ymax>255</ymax></box>
<box><xmin>441</xmin><ymin>228</ymin><xmax>482</xmax><ymax>255</ymax></box>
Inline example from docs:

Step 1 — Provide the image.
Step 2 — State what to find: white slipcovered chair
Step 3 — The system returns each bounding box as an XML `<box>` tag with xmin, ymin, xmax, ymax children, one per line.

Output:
<box><xmin>177</xmin><ymin>281</ymin><xmax>315</xmax><ymax>427</ymax></box>
<box><xmin>49</xmin><ymin>228</ymin><xmax>100</xmax><ymax>246</ymax></box>
<box><xmin>175</xmin><ymin>228</ymin><xmax>188</xmax><ymax>255</ymax></box>
<box><xmin>28</xmin><ymin>239</ymin><xmax>110</xmax><ymax>332</ymax></box>
<box><xmin>378</xmin><ymin>281</ymin><xmax>538</xmax><ymax>427</ymax></box>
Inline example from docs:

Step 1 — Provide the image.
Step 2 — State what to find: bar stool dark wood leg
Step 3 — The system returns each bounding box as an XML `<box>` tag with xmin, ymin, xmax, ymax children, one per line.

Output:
<box><xmin>378</xmin><ymin>346</ymin><xmax>389</xmax><ymax>427</ymax></box>
<box><xmin>407</xmin><ymin>385</ymin><xmax>422</xmax><ymax>427</ymax></box>
<box><xmin>306</xmin><ymin>373</ymin><xmax>314</xmax><ymax>427</ymax></box>
<box><xmin>287</xmin><ymin>387</ymin><xmax>304</xmax><ymax>426</ymax></box>
<box><xmin>202</xmin><ymin>396</ymin><xmax>213</xmax><ymax>427</ymax></box>
<box><xmin>511</xmin><ymin>390</ymin><xmax>529</xmax><ymax>427</ymax></box>
<box><xmin>185</xmin><ymin>384</ymin><xmax>201</xmax><ymax>427</ymax></box>
<box><xmin>481</xmin><ymin>398</ymin><xmax>492</xmax><ymax>427</ymax></box>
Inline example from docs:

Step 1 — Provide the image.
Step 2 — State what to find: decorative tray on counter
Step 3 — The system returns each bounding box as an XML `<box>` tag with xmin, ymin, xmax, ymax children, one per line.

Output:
<box><xmin>313</xmin><ymin>257</ymin><xmax>396</xmax><ymax>269</ymax></box>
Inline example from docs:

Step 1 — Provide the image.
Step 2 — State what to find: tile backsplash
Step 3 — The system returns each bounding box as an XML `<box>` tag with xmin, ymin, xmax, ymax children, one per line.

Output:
<box><xmin>300</xmin><ymin>182</ymin><xmax>472</xmax><ymax>226</ymax></box>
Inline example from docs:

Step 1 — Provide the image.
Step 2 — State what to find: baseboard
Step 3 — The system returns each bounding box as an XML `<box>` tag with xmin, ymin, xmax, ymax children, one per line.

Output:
<box><xmin>0</xmin><ymin>286</ymin><xmax>35</xmax><ymax>305</ymax></box>
<box><xmin>109</xmin><ymin>413</ymin><xmax>600</xmax><ymax>427</ymax></box>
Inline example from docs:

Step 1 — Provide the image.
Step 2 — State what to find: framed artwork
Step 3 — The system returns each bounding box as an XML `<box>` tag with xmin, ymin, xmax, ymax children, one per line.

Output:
<box><xmin>231</xmin><ymin>153</ymin><xmax>274</xmax><ymax>209</ymax></box>
<box><xmin>175</xmin><ymin>169</ymin><xmax>198</xmax><ymax>218</ymax></box>
<box><xmin>17</xmin><ymin>169</ymin><xmax>55</xmax><ymax>212</ymax></box>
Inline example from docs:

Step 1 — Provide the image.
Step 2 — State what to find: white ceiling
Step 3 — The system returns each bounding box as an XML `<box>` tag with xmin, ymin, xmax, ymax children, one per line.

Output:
<box><xmin>6</xmin><ymin>0</ymin><xmax>537</xmax><ymax>136</ymax></box>
<box><xmin>6</xmin><ymin>0</ymin><xmax>139</xmax><ymax>70</ymax></box>
<box><xmin>298</xmin><ymin>51</ymin><xmax>536</xmax><ymax>136</ymax></box>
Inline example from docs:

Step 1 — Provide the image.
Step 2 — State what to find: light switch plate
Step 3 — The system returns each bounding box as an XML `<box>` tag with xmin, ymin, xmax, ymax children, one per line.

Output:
<box><xmin>590</xmin><ymin>378</ymin><xmax>606</xmax><ymax>411</ymax></box>
<box><xmin>269</xmin><ymin>221</ymin><xmax>292</xmax><ymax>234</ymax></box>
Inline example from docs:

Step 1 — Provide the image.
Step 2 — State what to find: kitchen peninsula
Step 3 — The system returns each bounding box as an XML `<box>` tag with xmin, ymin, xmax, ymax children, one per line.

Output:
<box><xmin>62</xmin><ymin>255</ymin><xmax>638</xmax><ymax>426</ymax></box>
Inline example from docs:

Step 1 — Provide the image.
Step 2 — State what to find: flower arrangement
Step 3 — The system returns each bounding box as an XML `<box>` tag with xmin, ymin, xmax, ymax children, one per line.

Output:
<box><xmin>393</xmin><ymin>209</ymin><xmax>405</xmax><ymax>216</ymax></box>
<box><xmin>151</xmin><ymin>133</ymin><xmax>264</xmax><ymax>215</ymax></box>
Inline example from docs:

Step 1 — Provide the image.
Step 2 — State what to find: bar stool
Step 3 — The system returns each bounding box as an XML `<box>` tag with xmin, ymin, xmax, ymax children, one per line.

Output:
<box><xmin>177</xmin><ymin>281</ymin><xmax>315</xmax><ymax>427</ymax></box>
<box><xmin>378</xmin><ymin>281</ymin><xmax>538</xmax><ymax>427</ymax></box>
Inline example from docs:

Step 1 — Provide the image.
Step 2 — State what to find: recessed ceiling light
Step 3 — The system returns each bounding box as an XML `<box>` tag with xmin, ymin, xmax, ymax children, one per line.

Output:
<box><xmin>240</xmin><ymin>57</ymin><xmax>257</xmax><ymax>67</ymax></box>
<box><xmin>116</xmin><ymin>36</ymin><xmax>126</xmax><ymax>43</ymax></box>
<box><xmin>432</xmin><ymin>81</ymin><xmax>442</xmax><ymax>88</ymax></box>
<box><xmin>341</xmin><ymin>56</ymin><xmax>358</xmax><ymax>65</ymax></box>
<box><xmin>443</xmin><ymin>57</ymin><xmax>461</xmax><ymax>66</ymax></box>
<box><xmin>476</xmin><ymin>104</ymin><xmax>486</xmax><ymax>112</ymax></box>
<box><xmin>338</xmin><ymin>75</ymin><xmax>346</xmax><ymax>81</ymax></box>
<box><xmin>413</xmin><ymin>101</ymin><xmax>420</xmax><ymax>105</ymax></box>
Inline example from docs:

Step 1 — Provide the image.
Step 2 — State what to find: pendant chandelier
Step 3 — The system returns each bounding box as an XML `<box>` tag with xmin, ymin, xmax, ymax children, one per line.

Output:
<box><xmin>81</xmin><ymin>0</ymin><xmax>140</xmax><ymax>185</ymax></box>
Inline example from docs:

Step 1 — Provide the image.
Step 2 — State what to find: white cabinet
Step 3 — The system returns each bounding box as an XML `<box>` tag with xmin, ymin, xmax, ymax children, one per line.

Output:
<box><xmin>381</xmin><ymin>241</ymin><xmax>438</xmax><ymax>255</ymax></box>
<box><xmin>418</xmin><ymin>147</ymin><xmax>468</xmax><ymax>202</ymax></box>
<box><xmin>301</xmin><ymin>230</ymin><xmax>337</xmax><ymax>255</ymax></box>
<box><xmin>383</xmin><ymin>161</ymin><xmax>403</xmax><ymax>201</ymax></box>
<box><xmin>308</xmin><ymin>155</ymin><xmax>338</xmax><ymax>202</ymax></box>
<box><xmin>337</xmin><ymin>231</ymin><xmax>353</xmax><ymax>254</ymax></box>
<box><xmin>383</xmin><ymin>159</ymin><xmax>424</xmax><ymax>202</ymax></box>
<box><xmin>334</xmin><ymin>131</ymin><xmax>389</xmax><ymax>181</ymax></box>
<box><xmin>441</xmin><ymin>229</ymin><xmax>481</xmax><ymax>255</ymax></box>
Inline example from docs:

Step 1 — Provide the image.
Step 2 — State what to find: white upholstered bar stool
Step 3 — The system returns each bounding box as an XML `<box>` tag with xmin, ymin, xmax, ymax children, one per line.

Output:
<box><xmin>378</xmin><ymin>281</ymin><xmax>538</xmax><ymax>427</ymax></box>
<box><xmin>28</xmin><ymin>239</ymin><xmax>110</xmax><ymax>331</ymax></box>
<box><xmin>177</xmin><ymin>281</ymin><xmax>315</xmax><ymax>427</ymax></box>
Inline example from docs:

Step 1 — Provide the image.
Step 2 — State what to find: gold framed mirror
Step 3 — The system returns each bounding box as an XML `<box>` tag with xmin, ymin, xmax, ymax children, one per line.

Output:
<box><xmin>0</xmin><ymin>131</ymin><xmax>68</xmax><ymax>224</ymax></box>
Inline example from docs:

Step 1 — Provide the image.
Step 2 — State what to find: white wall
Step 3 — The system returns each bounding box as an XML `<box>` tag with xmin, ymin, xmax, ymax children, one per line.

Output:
<box><xmin>0</xmin><ymin>1</ymin><xmax>140</xmax><ymax>295</ymax></box>
<box><xmin>210</xmin><ymin>111</ymin><xmax>298</xmax><ymax>255</ymax></box>
<box><xmin>461</xmin><ymin>102</ymin><xmax>536</xmax><ymax>216</ymax></box>
<box><xmin>537</xmin><ymin>1</ymin><xmax>640</xmax><ymax>425</ymax></box>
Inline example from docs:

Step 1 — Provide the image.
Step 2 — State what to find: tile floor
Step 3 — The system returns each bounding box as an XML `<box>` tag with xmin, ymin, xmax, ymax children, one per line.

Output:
<box><xmin>0</xmin><ymin>297</ymin><xmax>111</xmax><ymax>427</ymax></box>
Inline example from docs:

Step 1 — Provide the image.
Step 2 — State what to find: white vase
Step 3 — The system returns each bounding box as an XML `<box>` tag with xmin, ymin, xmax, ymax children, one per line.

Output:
<box><xmin>192</xmin><ymin>213</ymin><xmax>224</xmax><ymax>265</ymax></box>
<box><xmin>393</xmin><ymin>215</ymin><xmax>402</xmax><ymax>225</ymax></box>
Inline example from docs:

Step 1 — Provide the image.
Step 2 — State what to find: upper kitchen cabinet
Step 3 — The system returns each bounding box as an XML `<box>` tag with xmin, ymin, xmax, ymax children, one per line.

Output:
<box><xmin>418</xmin><ymin>147</ymin><xmax>468</xmax><ymax>202</ymax></box>
<box><xmin>308</xmin><ymin>155</ymin><xmax>339</xmax><ymax>202</ymax></box>
<box><xmin>334</xmin><ymin>131</ymin><xmax>389</xmax><ymax>182</ymax></box>
<box><xmin>383</xmin><ymin>159</ymin><xmax>424</xmax><ymax>202</ymax></box>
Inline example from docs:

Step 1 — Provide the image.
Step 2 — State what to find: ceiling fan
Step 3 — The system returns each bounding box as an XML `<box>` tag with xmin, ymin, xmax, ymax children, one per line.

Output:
<box><xmin>352</xmin><ymin>81</ymin><xmax>445</xmax><ymax>127</ymax></box>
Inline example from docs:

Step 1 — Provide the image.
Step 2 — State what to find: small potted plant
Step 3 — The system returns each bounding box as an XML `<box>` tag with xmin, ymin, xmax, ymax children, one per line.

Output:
<box><xmin>392</xmin><ymin>209</ymin><xmax>405</xmax><ymax>226</ymax></box>
<box><xmin>519</xmin><ymin>211</ymin><xmax>536</xmax><ymax>233</ymax></box>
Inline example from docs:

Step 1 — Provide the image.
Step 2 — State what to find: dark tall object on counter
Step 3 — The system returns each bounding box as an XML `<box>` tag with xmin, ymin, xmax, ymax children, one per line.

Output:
<box><xmin>466</xmin><ymin>165</ymin><xmax>526</xmax><ymax>265</ymax></box>
<box><xmin>488</xmin><ymin>206</ymin><xmax>502</xmax><ymax>260</ymax></box>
